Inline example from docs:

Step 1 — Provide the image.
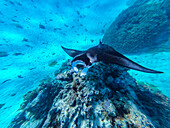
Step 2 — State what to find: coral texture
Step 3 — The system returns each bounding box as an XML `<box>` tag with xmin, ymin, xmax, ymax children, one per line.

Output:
<box><xmin>9</xmin><ymin>61</ymin><xmax>170</xmax><ymax>128</ymax></box>
<box><xmin>103</xmin><ymin>0</ymin><xmax>170</xmax><ymax>54</ymax></box>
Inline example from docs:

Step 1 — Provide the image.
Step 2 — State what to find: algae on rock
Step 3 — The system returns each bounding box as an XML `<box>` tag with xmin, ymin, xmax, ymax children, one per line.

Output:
<box><xmin>103</xmin><ymin>0</ymin><xmax>170</xmax><ymax>54</ymax></box>
<box><xmin>9</xmin><ymin>61</ymin><xmax>170</xmax><ymax>128</ymax></box>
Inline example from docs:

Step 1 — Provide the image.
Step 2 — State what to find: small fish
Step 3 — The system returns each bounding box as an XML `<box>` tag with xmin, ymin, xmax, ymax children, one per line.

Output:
<box><xmin>39</xmin><ymin>24</ymin><xmax>45</xmax><ymax>29</ymax></box>
<box><xmin>1</xmin><ymin>79</ymin><xmax>11</xmax><ymax>84</ymax></box>
<box><xmin>62</xmin><ymin>41</ymin><xmax>163</xmax><ymax>76</ymax></box>
<box><xmin>13</xmin><ymin>53</ymin><xmax>24</xmax><ymax>56</ymax></box>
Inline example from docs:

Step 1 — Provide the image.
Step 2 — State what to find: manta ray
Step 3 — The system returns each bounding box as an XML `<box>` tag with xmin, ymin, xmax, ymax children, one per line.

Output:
<box><xmin>61</xmin><ymin>41</ymin><xmax>163</xmax><ymax>76</ymax></box>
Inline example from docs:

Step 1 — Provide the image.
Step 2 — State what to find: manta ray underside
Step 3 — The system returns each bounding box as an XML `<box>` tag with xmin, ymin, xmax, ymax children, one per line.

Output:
<box><xmin>61</xmin><ymin>42</ymin><xmax>163</xmax><ymax>76</ymax></box>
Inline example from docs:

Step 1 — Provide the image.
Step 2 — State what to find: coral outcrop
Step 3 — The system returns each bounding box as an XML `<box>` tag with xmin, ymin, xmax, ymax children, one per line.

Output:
<box><xmin>103</xmin><ymin>0</ymin><xmax>170</xmax><ymax>54</ymax></box>
<box><xmin>9</xmin><ymin>60</ymin><xmax>170</xmax><ymax>128</ymax></box>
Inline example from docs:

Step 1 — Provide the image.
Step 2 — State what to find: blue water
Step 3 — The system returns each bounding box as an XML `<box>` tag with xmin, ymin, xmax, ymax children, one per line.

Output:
<box><xmin>0</xmin><ymin>0</ymin><xmax>169</xmax><ymax>127</ymax></box>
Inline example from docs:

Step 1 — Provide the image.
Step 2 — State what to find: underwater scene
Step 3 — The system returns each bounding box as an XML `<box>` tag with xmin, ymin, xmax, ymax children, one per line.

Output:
<box><xmin>0</xmin><ymin>0</ymin><xmax>170</xmax><ymax>127</ymax></box>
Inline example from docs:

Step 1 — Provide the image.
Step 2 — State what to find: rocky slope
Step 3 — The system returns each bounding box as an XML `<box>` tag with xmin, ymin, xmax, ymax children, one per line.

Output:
<box><xmin>9</xmin><ymin>60</ymin><xmax>170</xmax><ymax>128</ymax></box>
<box><xmin>103</xmin><ymin>0</ymin><xmax>170</xmax><ymax>54</ymax></box>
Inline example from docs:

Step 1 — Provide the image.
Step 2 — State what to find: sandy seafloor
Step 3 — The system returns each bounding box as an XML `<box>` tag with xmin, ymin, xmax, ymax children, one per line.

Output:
<box><xmin>0</xmin><ymin>0</ymin><xmax>169</xmax><ymax>127</ymax></box>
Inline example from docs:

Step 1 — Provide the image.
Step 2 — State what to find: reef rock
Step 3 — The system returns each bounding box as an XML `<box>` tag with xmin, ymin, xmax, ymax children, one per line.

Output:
<box><xmin>9</xmin><ymin>61</ymin><xmax>170</xmax><ymax>128</ymax></box>
<box><xmin>103</xmin><ymin>0</ymin><xmax>170</xmax><ymax>54</ymax></box>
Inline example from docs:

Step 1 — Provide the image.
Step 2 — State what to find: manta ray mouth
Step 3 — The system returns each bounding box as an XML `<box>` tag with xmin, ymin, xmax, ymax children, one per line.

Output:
<box><xmin>71</xmin><ymin>60</ymin><xmax>96</xmax><ymax>77</ymax></box>
<box><xmin>71</xmin><ymin>60</ymin><xmax>86</xmax><ymax>73</ymax></box>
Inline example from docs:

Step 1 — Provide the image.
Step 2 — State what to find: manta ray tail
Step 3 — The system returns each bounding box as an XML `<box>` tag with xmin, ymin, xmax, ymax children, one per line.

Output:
<box><xmin>61</xmin><ymin>46</ymin><xmax>84</xmax><ymax>57</ymax></box>
<box><xmin>102</xmin><ymin>53</ymin><xmax>163</xmax><ymax>73</ymax></box>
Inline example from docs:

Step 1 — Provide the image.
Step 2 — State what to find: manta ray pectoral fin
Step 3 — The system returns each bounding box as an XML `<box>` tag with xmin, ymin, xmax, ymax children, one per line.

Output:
<box><xmin>61</xmin><ymin>46</ymin><xmax>84</xmax><ymax>57</ymax></box>
<box><xmin>101</xmin><ymin>53</ymin><xmax>163</xmax><ymax>73</ymax></box>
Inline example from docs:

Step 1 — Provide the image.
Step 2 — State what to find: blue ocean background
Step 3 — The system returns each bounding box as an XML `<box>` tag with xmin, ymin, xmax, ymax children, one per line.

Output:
<box><xmin>0</xmin><ymin>0</ymin><xmax>169</xmax><ymax>127</ymax></box>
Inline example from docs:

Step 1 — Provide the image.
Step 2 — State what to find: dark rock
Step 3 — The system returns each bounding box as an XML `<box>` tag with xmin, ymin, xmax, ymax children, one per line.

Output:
<box><xmin>8</xmin><ymin>61</ymin><xmax>170</xmax><ymax>128</ymax></box>
<box><xmin>103</xmin><ymin>0</ymin><xmax>170</xmax><ymax>54</ymax></box>
<box><xmin>56</xmin><ymin>70</ymin><xmax>73</xmax><ymax>82</ymax></box>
